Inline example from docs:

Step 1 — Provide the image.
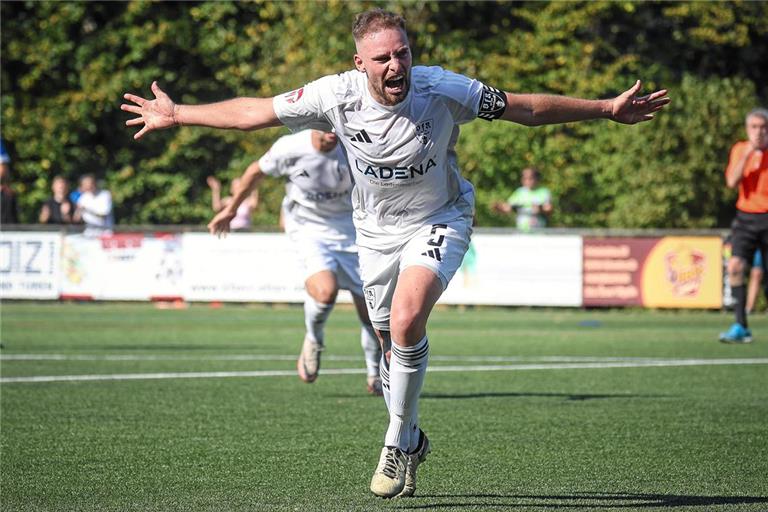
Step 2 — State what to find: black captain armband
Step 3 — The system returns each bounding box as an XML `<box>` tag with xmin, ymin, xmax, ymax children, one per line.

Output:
<box><xmin>477</xmin><ymin>85</ymin><xmax>507</xmax><ymax>121</ymax></box>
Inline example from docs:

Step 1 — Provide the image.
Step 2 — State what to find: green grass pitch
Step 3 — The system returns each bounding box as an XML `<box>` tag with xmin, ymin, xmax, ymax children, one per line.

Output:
<box><xmin>1</xmin><ymin>302</ymin><xmax>767</xmax><ymax>511</ymax></box>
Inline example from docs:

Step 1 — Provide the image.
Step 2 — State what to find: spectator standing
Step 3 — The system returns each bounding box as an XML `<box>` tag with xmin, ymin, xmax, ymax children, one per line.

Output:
<box><xmin>493</xmin><ymin>166</ymin><xmax>552</xmax><ymax>230</ymax></box>
<box><xmin>75</xmin><ymin>174</ymin><xmax>114</xmax><ymax>236</ymax></box>
<box><xmin>207</xmin><ymin>175</ymin><xmax>257</xmax><ymax>232</ymax></box>
<box><xmin>39</xmin><ymin>175</ymin><xmax>76</xmax><ymax>225</ymax></box>
<box><xmin>720</xmin><ymin>108</ymin><xmax>768</xmax><ymax>343</ymax></box>
<box><xmin>0</xmin><ymin>138</ymin><xmax>19</xmax><ymax>225</ymax></box>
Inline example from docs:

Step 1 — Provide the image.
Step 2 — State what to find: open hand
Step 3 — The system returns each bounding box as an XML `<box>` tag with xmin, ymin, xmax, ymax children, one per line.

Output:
<box><xmin>208</xmin><ymin>209</ymin><xmax>235</xmax><ymax>238</ymax></box>
<box><xmin>491</xmin><ymin>201</ymin><xmax>512</xmax><ymax>214</ymax></box>
<box><xmin>121</xmin><ymin>81</ymin><xmax>177</xmax><ymax>140</ymax></box>
<box><xmin>611</xmin><ymin>80</ymin><xmax>670</xmax><ymax>125</ymax></box>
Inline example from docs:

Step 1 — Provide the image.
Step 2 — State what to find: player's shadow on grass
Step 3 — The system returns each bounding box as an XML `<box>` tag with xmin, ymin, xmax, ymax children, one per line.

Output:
<box><xmin>420</xmin><ymin>391</ymin><xmax>668</xmax><ymax>401</ymax></box>
<box><xmin>398</xmin><ymin>491</ymin><xmax>768</xmax><ymax>509</ymax></box>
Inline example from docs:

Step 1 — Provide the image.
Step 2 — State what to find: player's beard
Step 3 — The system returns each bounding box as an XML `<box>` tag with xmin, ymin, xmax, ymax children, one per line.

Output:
<box><xmin>369</xmin><ymin>70</ymin><xmax>410</xmax><ymax>106</ymax></box>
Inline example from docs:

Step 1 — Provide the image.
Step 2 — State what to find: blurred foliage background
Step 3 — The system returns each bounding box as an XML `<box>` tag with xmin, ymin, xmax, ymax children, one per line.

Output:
<box><xmin>2</xmin><ymin>0</ymin><xmax>766</xmax><ymax>228</ymax></box>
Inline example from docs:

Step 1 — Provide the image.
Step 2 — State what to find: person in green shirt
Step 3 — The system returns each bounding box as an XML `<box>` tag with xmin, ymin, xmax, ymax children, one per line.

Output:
<box><xmin>493</xmin><ymin>167</ymin><xmax>552</xmax><ymax>230</ymax></box>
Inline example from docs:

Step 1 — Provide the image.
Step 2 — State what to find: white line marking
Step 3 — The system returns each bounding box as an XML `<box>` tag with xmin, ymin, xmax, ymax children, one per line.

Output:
<box><xmin>2</xmin><ymin>354</ymin><xmax>302</xmax><ymax>362</ymax></box>
<box><xmin>2</xmin><ymin>358</ymin><xmax>767</xmax><ymax>384</ymax></box>
<box><xmin>0</xmin><ymin>354</ymin><xmax>674</xmax><ymax>363</ymax></box>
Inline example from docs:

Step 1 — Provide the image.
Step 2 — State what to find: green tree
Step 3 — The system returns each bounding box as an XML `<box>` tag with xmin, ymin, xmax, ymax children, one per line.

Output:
<box><xmin>2</xmin><ymin>1</ymin><xmax>765</xmax><ymax>228</ymax></box>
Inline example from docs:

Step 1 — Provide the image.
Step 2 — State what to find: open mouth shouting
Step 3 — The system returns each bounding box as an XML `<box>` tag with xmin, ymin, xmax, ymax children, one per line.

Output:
<box><xmin>384</xmin><ymin>74</ymin><xmax>408</xmax><ymax>99</ymax></box>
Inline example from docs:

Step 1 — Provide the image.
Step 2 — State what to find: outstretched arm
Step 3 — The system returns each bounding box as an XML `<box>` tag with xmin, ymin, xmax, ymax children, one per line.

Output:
<box><xmin>491</xmin><ymin>201</ymin><xmax>513</xmax><ymax>214</ymax></box>
<box><xmin>122</xmin><ymin>81</ymin><xmax>282</xmax><ymax>140</ymax></box>
<box><xmin>502</xmin><ymin>80</ymin><xmax>669</xmax><ymax>126</ymax></box>
<box><xmin>207</xmin><ymin>160</ymin><xmax>266</xmax><ymax>236</ymax></box>
<box><xmin>206</xmin><ymin>176</ymin><xmax>224</xmax><ymax>212</ymax></box>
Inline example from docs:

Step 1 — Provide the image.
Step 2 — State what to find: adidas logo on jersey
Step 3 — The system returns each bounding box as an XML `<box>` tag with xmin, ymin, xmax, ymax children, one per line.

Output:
<box><xmin>350</xmin><ymin>130</ymin><xmax>373</xmax><ymax>143</ymax></box>
<box><xmin>421</xmin><ymin>248</ymin><xmax>442</xmax><ymax>262</ymax></box>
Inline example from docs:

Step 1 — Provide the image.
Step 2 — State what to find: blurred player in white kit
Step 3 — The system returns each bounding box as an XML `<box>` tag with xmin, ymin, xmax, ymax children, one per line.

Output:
<box><xmin>123</xmin><ymin>7</ymin><xmax>669</xmax><ymax>499</ymax></box>
<box><xmin>207</xmin><ymin>129</ymin><xmax>383</xmax><ymax>396</ymax></box>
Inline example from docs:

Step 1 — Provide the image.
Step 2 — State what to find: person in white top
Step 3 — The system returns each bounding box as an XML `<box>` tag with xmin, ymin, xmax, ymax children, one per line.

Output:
<box><xmin>75</xmin><ymin>174</ymin><xmax>114</xmax><ymax>237</ymax></box>
<box><xmin>122</xmin><ymin>8</ymin><xmax>669</xmax><ymax>499</ymax></box>
<box><xmin>207</xmin><ymin>129</ymin><xmax>383</xmax><ymax>395</ymax></box>
<box><xmin>206</xmin><ymin>175</ymin><xmax>258</xmax><ymax>232</ymax></box>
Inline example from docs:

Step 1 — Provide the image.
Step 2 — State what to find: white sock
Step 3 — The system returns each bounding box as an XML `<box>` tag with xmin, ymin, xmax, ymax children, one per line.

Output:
<box><xmin>303</xmin><ymin>296</ymin><xmax>333</xmax><ymax>345</ymax></box>
<box><xmin>409</xmin><ymin>408</ymin><xmax>420</xmax><ymax>453</ymax></box>
<box><xmin>361</xmin><ymin>324</ymin><xmax>381</xmax><ymax>378</ymax></box>
<box><xmin>380</xmin><ymin>352</ymin><xmax>391</xmax><ymax>412</ymax></box>
<box><xmin>379</xmin><ymin>332</ymin><xmax>392</xmax><ymax>411</ymax></box>
<box><xmin>384</xmin><ymin>335</ymin><xmax>429</xmax><ymax>451</ymax></box>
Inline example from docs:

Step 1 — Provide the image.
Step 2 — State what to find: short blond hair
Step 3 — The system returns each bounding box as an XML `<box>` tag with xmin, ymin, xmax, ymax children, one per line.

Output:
<box><xmin>352</xmin><ymin>9</ymin><xmax>406</xmax><ymax>42</ymax></box>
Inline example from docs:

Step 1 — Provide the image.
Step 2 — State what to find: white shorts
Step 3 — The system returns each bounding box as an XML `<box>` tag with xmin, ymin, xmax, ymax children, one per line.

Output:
<box><xmin>290</xmin><ymin>233</ymin><xmax>364</xmax><ymax>297</ymax></box>
<box><xmin>358</xmin><ymin>218</ymin><xmax>472</xmax><ymax>331</ymax></box>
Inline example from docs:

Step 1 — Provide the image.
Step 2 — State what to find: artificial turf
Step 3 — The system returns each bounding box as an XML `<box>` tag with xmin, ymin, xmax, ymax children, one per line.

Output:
<box><xmin>1</xmin><ymin>302</ymin><xmax>767</xmax><ymax>511</ymax></box>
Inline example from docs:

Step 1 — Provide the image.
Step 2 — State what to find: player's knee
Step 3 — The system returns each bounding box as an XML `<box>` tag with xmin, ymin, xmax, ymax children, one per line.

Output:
<box><xmin>311</xmin><ymin>286</ymin><xmax>338</xmax><ymax>304</ymax></box>
<box><xmin>389</xmin><ymin>307</ymin><xmax>426</xmax><ymax>346</ymax></box>
<box><xmin>305</xmin><ymin>271</ymin><xmax>339</xmax><ymax>304</ymax></box>
<box><xmin>727</xmin><ymin>257</ymin><xmax>747</xmax><ymax>283</ymax></box>
<box><xmin>306</xmin><ymin>280</ymin><xmax>338</xmax><ymax>304</ymax></box>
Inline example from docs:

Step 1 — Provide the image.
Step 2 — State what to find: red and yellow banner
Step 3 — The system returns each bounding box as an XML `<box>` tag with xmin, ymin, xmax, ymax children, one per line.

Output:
<box><xmin>583</xmin><ymin>236</ymin><xmax>722</xmax><ymax>308</ymax></box>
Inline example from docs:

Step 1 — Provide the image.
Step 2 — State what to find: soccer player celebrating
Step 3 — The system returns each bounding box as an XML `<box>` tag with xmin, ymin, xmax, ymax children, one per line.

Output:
<box><xmin>122</xmin><ymin>8</ymin><xmax>669</xmax><ymax>498</ymax></box>
<box><xmin>207</xmin><ymin>129</ymin><xmax>383</xmax><ymax>394</ymax></box>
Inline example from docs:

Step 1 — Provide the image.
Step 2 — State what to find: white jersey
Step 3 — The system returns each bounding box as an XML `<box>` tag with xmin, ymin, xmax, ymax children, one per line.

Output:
<box><xmin>273</xmin><ymin>66</ymin><xmax>485</xmax><ymax>250</ymax></box>
<box><xmin>258</xmin><ymin>130</ymin><xmax>356</xmax><ymax>248</ymax></box>
<box><xmin>77</xmin><ymin>189</ymin><xmax>114</xmax><ymax>235</ymax></box>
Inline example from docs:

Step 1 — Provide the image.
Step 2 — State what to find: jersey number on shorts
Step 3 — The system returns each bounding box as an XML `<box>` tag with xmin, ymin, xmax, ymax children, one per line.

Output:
<box><xmin>422</xmin><ymin>224</ymin><xmax>448</xmax><ymax>261</ymax></box>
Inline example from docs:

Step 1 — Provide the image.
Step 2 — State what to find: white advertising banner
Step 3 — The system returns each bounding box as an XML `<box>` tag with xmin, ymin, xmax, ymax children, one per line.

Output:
<box><xmin>0</xmin><ymin>232</ymin><xmax>61</xmax><ymax>299</ymax></box>
<box><xmin>182</xmin><ymin>232</ymin><xmax>581</xmax><ymax>306</ymax></box>
<box><xmin>60</xmin><ymin>233</ymin><xmax>183</xmax><ymax>300</ymax></box>
<box><xmin>182</xmin><ymin>233</ymin><xmax>310</xmax><ymax>303</ymax></box>
<box><xmin>440</xmin><ymin>234</ymin><xmax>583</xmax><ymax>306</ymax></box>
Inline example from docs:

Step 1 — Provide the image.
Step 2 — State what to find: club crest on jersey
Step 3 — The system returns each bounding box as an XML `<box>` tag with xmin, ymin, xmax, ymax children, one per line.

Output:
<box><xmin>283</xmin><ymin>87</ymin><xmax>304</xmax><ymax>104</ymax></box>
<box><xmin>364</xmin><ymin>287</ymin><xmax>376</xmax><ymax>309</ymax></box>
<box><xmin>414</xmin><ymin>119</ymin><xmax>433</xmax><ymax>145</ymax></box>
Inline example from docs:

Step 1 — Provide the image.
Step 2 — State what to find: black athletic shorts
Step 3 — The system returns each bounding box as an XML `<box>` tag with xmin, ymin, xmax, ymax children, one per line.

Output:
<box><xmin>730</xmin><ymin>211</ymin><xmax>768</xmax><ymax>266</ymax></box>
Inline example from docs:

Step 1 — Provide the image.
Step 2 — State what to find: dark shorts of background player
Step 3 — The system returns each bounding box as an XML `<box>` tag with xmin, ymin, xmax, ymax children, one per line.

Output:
<box><xmin>730</xmin><ymin>211</ymin><xmax>768</xmax><ymax>269</ymax></box>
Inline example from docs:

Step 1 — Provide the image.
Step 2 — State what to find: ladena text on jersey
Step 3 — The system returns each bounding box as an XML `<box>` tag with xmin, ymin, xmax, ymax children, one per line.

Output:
<box><xmin>353</xmin><ymin>157</ymin><xmax>438</xmax><ymax>181</ymax></box>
